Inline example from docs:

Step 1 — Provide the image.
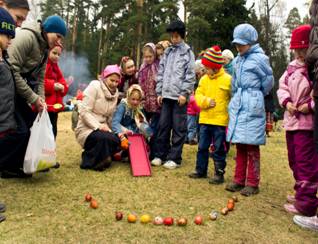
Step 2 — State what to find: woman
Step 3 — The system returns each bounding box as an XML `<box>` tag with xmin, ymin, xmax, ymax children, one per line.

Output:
<box><xmin>75</xmin><ymin>65</ymin><xmax>121</xmax><ymax>171</ymax></box>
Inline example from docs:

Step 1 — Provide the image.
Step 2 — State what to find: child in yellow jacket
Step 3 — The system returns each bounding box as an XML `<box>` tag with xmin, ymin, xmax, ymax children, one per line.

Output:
<box><xmin>189</xmin><ymin>46</ymin><xmax>231</xmax><ymax>184</ymax></box>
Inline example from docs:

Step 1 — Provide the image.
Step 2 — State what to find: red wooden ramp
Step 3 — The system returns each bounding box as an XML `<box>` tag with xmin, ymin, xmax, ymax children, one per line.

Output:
<box><xmin>127</xmin><ymin>134</ymin><xmax>152</xmax><ymax>177</ymax></box>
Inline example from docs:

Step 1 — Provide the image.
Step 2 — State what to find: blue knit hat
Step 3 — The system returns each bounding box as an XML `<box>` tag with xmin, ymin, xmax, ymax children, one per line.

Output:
<box><xmin>0</xmin><ymin>8</ymin><xmax>15</xmax><ymax>39</ymax></box>
<box><xmin>232</xmin><ymin>23</ymin><xmax>258</xmax><ymax>45</ymax></box>
<box><xmin>43</xmin><ymin>15</ymin><xmax>67</xmax><ymax>37</ymax></box>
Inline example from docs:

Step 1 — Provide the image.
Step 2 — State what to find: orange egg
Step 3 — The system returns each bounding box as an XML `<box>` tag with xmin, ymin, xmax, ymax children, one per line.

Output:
<box><xmin>90</xmin><ymin>199</ymin><xmax>98</xmax><ymax>209</ymax></box>
<box><xmin>127</xmin><ymin>214</ymin><xmax>137</xmax><ymax>223</ymax></box>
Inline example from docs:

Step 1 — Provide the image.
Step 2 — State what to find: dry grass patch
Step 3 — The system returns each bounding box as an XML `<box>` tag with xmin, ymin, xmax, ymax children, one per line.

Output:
<box><xmin>0</xmin><ymin>112</ymin><xmax>317</xmax><ymax>243</ymax></box>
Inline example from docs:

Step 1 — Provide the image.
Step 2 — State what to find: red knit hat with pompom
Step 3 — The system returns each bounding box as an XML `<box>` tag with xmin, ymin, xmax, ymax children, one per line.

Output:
<box><xmin>290</xmin><ymin>25</ymin><xmax>311</xmax><ymax>49</ymax></box>
<box><xmin>202</xmin><ymin>45</ymin><xmax>224</xmax><ymax>69</ymax></box>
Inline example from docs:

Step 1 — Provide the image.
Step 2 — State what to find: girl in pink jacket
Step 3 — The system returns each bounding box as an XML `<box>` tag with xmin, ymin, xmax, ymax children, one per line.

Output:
<box><xmin>277</xmin><ymin>25</ymin><xmax>318</xmax><ymax>217</ymax></box>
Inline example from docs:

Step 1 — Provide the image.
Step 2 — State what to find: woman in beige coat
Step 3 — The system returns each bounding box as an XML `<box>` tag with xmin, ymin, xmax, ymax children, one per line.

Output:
<box><xmin>75</xmin><ymin>65</ymin><xmax>121</xmax><ymax>171</ymax></box>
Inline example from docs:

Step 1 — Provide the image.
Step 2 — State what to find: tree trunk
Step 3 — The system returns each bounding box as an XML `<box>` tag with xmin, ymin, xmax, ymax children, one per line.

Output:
<box><xmin>97</xmin><ymin>17</ymin><xmax>104</xmax><ymax>75</ymax></box>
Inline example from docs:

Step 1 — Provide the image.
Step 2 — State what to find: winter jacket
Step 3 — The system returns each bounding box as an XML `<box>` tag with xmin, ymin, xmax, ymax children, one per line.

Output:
<box><xmin>0</xmin><ymin>58</ymin><xmax>16</xmax><ymax>133</ymax></box>
<box><xmin>112</xmin><ymin>100</ymin><xmax>153</xmax><ymax>138</ymax></box>
<box><xmin>8</xmin><ymin>21</ymin><xmax>49</xmax><ymax>104</ymax></box>
<box><xmin>44</xmin><ymin>59</ymin><xmax>69</xmax><ymax>112</ymax></box>
<box><xmin>75</xmin><ymin>80</ymin><xmax>118</xmax><ymax>147</ymax></box>
<box><xmin>277</xmin><ymin>60</ymin><xmax>314</xmax><ymax>131</ymax></box>
<box><xmin>156</xmin><ymin>41</ymin><xmax>195</xmax><ymax>100</ymax></box>
<box><xmin>226</xmin><ymin>44</ymin><xmax>274</xmax><ymax>145</ymax></box>
<box><xmin>118</xmin><ymin>73</ymin><xmax>138</xmax><ymax>100</ymax></box>
<box><xmin>195</xmin><ymin>68</ymin><xmax>231</xmax><ymax>126</ymax></box>
<box><xmin>187</xmin><ymin>94</ymin><xmax>200</xmax><ymax>116</ymax></box>
<box><xmin>138</xmin><ymin>59</ymin><xmax>160</xmax><ymax>113</ymax></box>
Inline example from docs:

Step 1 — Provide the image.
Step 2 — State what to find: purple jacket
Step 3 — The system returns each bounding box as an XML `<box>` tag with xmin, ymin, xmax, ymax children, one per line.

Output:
<box><xmin>277</xmin><ymin>60</ymin><xmax>315</xmax><ymax>131</ymax></box>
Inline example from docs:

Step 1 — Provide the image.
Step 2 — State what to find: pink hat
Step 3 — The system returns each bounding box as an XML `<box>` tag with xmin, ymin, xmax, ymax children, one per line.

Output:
<box><xmin>102</xmin><ymin>65</ymin><xmax>121</xmax><ymax>79</ymax></box>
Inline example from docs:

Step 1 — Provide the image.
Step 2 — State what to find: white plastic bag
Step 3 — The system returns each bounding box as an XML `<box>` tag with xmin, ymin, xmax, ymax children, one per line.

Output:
<box><xmin>23</xmin><ymin>109</ymin><xmax>57</xmax><ymax>174</ymax></box>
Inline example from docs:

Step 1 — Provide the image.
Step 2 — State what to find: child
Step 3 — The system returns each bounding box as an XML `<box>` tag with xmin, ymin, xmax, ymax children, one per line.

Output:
<box><xmin>156</xmin><ymin>40</ymin><xmax>171</xmax><ymax>59</ymax></box>
<box><xmin>112</xmin><ymin>84</ymin><xmax>153</xmax><ymax>142</ymax></box>
<box><xmin>44</xmin><ymin>45</ymin><xmax>69</xmax><ymax>138</ymax></box>
<box><xmin>277</xmin><ymin>25</ymin><xmax>318</xmax><ymax>217</ymax></box>
<box><xmin>151</xmin><ymin>19</ymin><xmax>196</xmax><ymax>169</ymax></box>
<box><xmin>186</xmin><ymin>92</ymin><xmax>200</xmax><ymax>145</ymax></box>
<box><xmin>225</xmin><ymin>24</ymin><xmax>274</xmax><ymax>196</ymax></box>
<box><xmin>0</xmin><ymin>7</ymin><xmax>30</xmax><ymax>179</ymax></box>
<box><xmin>118</xmin><ymin>56</ymin><xmax>138</xmax><ymax>100</ymax></box>
<box><xmin>188</xmin><ymin>46</ymin><xmax>231</xmax><ymax>184</ymax></box>
<box><xmin>194</xmin><ymin>59</ymin><xmax>206</xmax><ymax>89</ymax></box>
<box><xmin>222</xmin><ymin>49</ymin><xmax>234</xmax><ymax>76</ymax></box>
<box><xmin>138</xmin><ymin>43</ymin><xmax>160</xmax><ymax>124</ymax></box>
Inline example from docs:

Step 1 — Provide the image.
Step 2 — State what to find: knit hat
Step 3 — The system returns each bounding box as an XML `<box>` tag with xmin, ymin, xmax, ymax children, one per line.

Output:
<box><xmin>43</xmin><ymin>15</ymin><xmax>67</xmax><ymax>37</ymax></box>
<box><xmin>102</xmin><ymin>65</ymin><xmax>121</xmax><ymax>80</ymax></box>
<box><xmin>4</xmin><ymin>0</ymin><xmax>30</xmax><ymax>10</ymax></box>
<box><xmin>0</xmin><ymin>8</ymin><xmax>15</xmax><ymax>39</ymax></box>
<box><xmin>201</xmin><ymin>46</ymin><xmax>224</xmax><ymax>69</ymax></box>
<box><xmin>290</xmin><ymin>25</ymin><xmax>311</xmax><ymax>49</ymax></box>
<box><xmin>222</xmin><ymin>49</ymin><xmax>234</xmax><ymax>60</ymax></box>
<box><xmin>232</xmin><ymin>23</ymin><xmax>258</xmax><ymax>45</ymax></box>
<box><xmin>166</xmin><ymin>20</ymin><xmax>186</xmax><ymax>39</ymax></box>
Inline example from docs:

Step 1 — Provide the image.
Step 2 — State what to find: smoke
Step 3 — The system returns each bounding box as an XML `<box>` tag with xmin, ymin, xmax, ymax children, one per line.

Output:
<box><xmin>59</xmin><ymin>51</ymin><xmax>92</xmax><ymax>98</ymax></box>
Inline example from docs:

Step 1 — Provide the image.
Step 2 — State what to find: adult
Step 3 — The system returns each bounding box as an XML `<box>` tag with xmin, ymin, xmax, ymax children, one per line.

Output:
<box><xmin>75</xmin><ymin>65</ymin><xmax>121</xmax><ymax>171</ymax></box>
<box><xmin>0</xmin><ymin>0</ymin><xmax>29</xmax><ymax>27</ymax></box>
<box><xmin>0</xmin><ymin>15</ymin><xmax>67</xmax><ymax>178</ymax></box>
<box><xmin>293</xmin><ymin>0</ymin><xmax>318</xmax><ymax>231</ymax></box>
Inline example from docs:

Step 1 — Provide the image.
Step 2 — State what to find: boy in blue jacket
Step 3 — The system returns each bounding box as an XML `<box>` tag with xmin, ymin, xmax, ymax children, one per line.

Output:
<box><xmin>151</xmin><ymin>20</ymin><xmax>195</xmax><ymax>169</ymax></box>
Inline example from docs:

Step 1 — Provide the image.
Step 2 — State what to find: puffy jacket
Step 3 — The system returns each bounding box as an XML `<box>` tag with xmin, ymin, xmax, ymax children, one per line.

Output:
<box><xmin>277</xmin><ymin>60</ymin><xmax>314</xmax><ymax>131</ymax></box>
<box><xmin>75</xmin><ymin>80</ymin><xmax>118</xmax><ymax>147</ymax></box>
<box><xmin>187</xmin><ymin>94</ymin><xmax>200</xmax><ymax>116</ymax></box>
<box><xmin>44</xmin><ymin>59</ymin><xmax>69</xmax><ymax>112</ymax></box>
<box><xmin>156</xmin><ymin>41</ymin><xmax>195</xmax><ymax>100</ymax></box>
<box><xmin>195</xmin><ymin>68</ymin><xmax>231</xmax><ymax>126</ymax></box>
<box><xmin>226</xmin><ymin>44</ymin><xmax>274</xmax><ymax>145</ymax></box>
<box><xmin>8</xmin><ymin>21</ymin><xmax>49</xmax><ymax>104</ymax></box>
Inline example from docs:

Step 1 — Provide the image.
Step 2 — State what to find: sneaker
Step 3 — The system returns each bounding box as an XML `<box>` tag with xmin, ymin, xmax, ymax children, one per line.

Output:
<box><xmin>163</xmin><ymin>160</ymin><xmax>180</xmax><ymax>170</ymax></box>
<box><xmin>287</xmin><ymin>195</ymin><xmax>296</xmax><ymax>204</ymax></box>
<box><xmin>188</xmin><ymin>172</ymin><xmax>207</xmax><ymax>179</ymax></box>
<box><xmin>0</xmin><ymin>203</ymin><xmax>5</xmax><ymax>213</ymax></box>
<box><xmin>225</xmin><ymin>182</ymin><xmax>245</xmax><ymax>192</ymax></box>
<box><xmin>151</xmin><ymin>157</ymin><xmax>163</xmax><ymax>166</ymax></box>
<box><xmin>293</xmin><ymin>215</ymin><xmax>318</xmax><ymax>231</ymax></box>
<box><xmin>284</xmin><ymin>203</ymin><xmax>300</xmax><ymax>214</ymax></box>
<box><xmin>209</xmin><ymin>174</ymin><xmax>224</xmax><ymax>184</ymax></box>
<box><xmin>240</xmin><ymin>186</ymin><xmax>259</xmax><ymax>196</ymax></box>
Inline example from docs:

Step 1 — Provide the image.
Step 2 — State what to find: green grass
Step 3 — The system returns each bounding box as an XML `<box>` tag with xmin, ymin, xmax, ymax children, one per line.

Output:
<box><xmin>0</xmin><ymin>112</ymin><xmax>318</xmax><ymax>243</ymax></box>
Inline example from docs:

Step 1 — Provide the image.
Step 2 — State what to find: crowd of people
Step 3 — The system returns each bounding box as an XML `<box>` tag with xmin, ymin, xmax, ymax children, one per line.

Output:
<box><xmin>0</xmin><ymin>0</ymin><xmax>317</xmax><ymax>232</ymax></box>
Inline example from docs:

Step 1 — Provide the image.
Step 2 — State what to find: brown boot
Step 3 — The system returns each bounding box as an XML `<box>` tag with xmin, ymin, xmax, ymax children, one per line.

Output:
<box><xmin>225</xmin><ymin>182</ymin><xmax>245</xmax><ymax>192</ymax></box>
<box><xmin>240</xmin><ymin>186</ymin><xmax>259</xmax><ymax>196</ymax></box>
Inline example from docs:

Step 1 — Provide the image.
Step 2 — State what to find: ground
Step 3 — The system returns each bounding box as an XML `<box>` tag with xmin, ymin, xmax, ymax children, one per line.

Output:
<box><xmin>0</xmin><ymin>112</ymin><xmax>318</xmax><ymax>244</ymax></box>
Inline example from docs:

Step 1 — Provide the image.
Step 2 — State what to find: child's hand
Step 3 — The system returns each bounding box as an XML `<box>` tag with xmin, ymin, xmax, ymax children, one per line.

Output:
<box><xmin>209</xmin><ymin>99</ymin><xmax>216</xmax><ymax>108</ymax></box>
<box><xmin>178</xmin><ymin>95</ymin><xmax>187</xmax><ymax>106</ymax></box>
<box><xmin>157</xmin><ymin>96</ymin><xmax>163</xmax><ymax>106</ymax></box>
<box><xmin>54</xmin><ymin>83</ymin><xmax>64</xmax><ymax>92</ymax></box>
<box><xmin>125</xmin><ymin>130</ymin><xmax>134</xmax><ymax>136</ymax></box>
<box><xmin>286</xmin><ymin>102</ymin><xmax>297</xmax><ymax>115</ymax></box>
<box><xmin>298</xmin><ymin>103</ymin><xmax>309</xmax><ymax>114</ymax></box>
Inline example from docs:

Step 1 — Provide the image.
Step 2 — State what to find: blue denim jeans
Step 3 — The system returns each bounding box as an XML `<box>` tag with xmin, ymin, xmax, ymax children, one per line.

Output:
<box><xmin>187</xmin><ymin>115</ymin><xmax>198</xmax><ymax>141</ymax></box>
<box><xmin>195</xmin><ymin>124</ymin><xmax>227</xmax><ymax>175</ymax></box>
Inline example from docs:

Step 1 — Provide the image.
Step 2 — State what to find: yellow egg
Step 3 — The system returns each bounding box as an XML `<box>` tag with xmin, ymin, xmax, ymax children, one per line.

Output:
<box><xmin>53</xmin><ymin>103</ymin><xmax>63</xmax><ymax>109</ymax></box>
<box><xmin>140</xmin><ymin>214</ymin><xmax>151</xmax><ymax>224</ymax></box>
